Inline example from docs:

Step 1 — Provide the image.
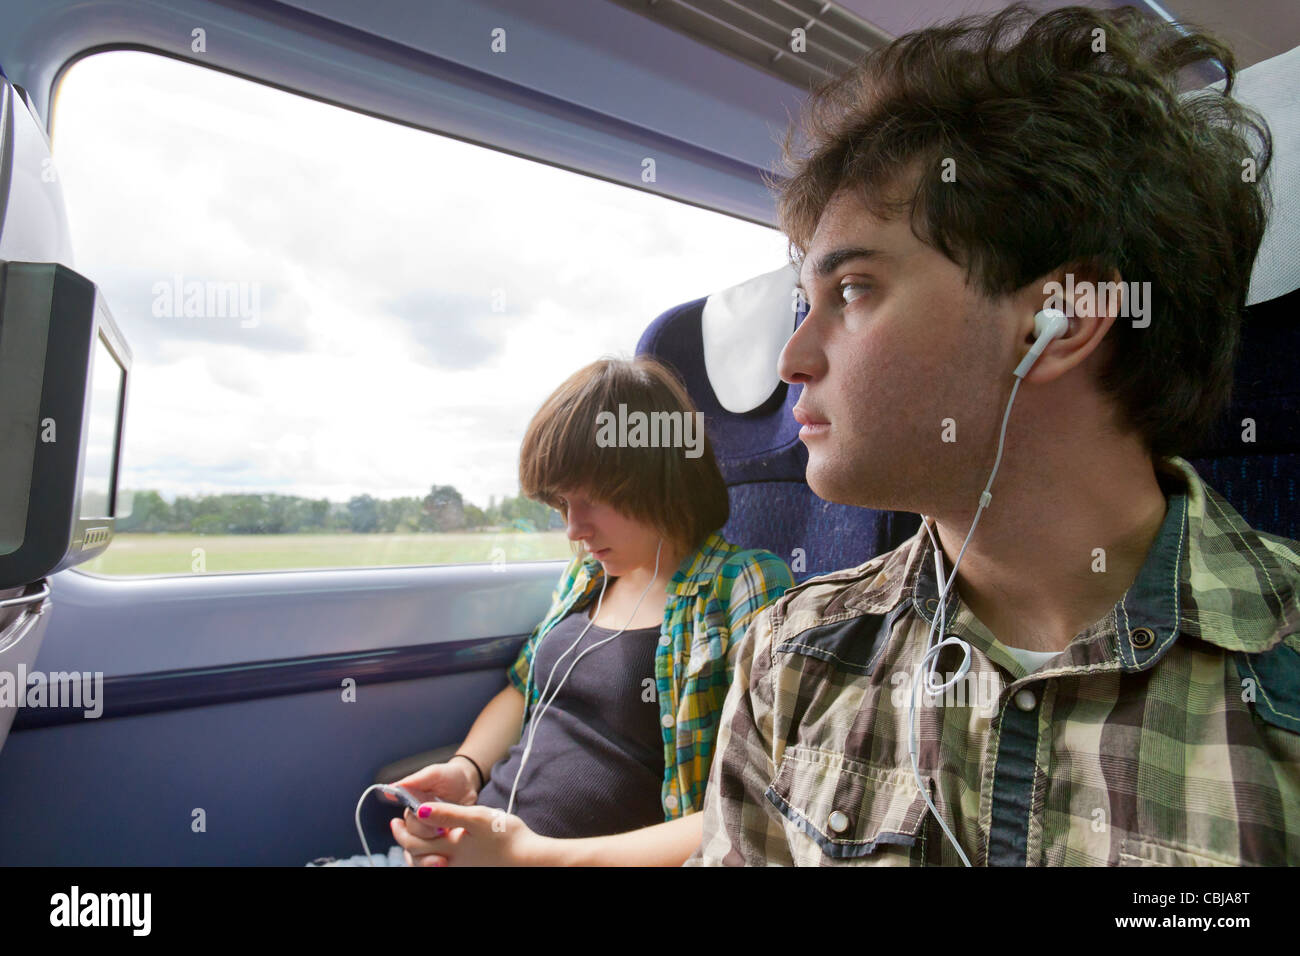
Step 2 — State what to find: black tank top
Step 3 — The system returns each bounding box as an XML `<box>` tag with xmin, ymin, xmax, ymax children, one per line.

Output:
<box><xmin>475</xmin><ymin>609</ymin><xmax>667</xmax><ymax>838</ymax></box>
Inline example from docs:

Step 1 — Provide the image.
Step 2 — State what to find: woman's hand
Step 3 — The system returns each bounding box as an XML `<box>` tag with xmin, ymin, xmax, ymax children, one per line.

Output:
<box><xmin>392</xmin><ymin>759</ymin><xmax>479</xmax><ymax>807</ymax></box>
<box><xmin>391</xmin><ymin>803</ymin><xmax>555</xmax><ymax>867</ymax></box>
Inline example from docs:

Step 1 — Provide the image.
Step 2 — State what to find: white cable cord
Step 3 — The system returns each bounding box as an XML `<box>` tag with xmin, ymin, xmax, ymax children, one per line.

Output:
<box><xmin>355</xmin><ymin>784</ymin><xmax>398</xmax><ymax>867</ymax></box>
<box><xmin>506</xmin><ymin>539</ymin><xmax>664</xmax><ymax>818</ymax></box>
<box><xmin>349</xmin><ymin>539</ymin><xmax>664</xmax><ymax>866</ymax></box>
<box><xmin>907</xmin><ymin>376</ymin><xmax>1022</xmax><ymax>867</ymax></box>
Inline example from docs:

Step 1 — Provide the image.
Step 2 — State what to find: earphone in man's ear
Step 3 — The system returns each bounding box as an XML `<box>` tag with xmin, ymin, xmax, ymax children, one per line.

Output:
<box><xmin>1012</xmin><ymin>307</ymin><xmax>1069</xmax><ymax>379</ymax></box>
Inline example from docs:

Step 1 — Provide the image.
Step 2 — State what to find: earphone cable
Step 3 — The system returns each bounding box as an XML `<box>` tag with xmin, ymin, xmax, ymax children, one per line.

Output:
<box><xmin>507</xmin><ymin>539</ymin><xmax>664</xmax><ymax>817</ymax></box>
<box><xmin>907</xmin><ymin>375</ymin><xmax>1022</xmax><ymax>868</ymax></box>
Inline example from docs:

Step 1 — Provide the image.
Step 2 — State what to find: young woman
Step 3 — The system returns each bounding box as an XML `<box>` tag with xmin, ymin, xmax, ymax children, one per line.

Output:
<box><xmin>313</xmin><ymin>356</ymin><xmax>791</xmax><ymax>866</ymax></box>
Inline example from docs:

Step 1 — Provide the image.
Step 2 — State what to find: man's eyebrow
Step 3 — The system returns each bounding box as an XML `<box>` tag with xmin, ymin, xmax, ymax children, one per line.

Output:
<box><xmin>795</xmin><ymin>247</ymin><xmax>889</xmax><ymax>289</ymax></box>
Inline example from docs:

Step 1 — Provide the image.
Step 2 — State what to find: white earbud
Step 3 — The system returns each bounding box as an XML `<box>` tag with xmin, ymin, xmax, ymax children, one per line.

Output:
<box><xmin>1012</xmin><ymin>307</ymin><xmax>1069</xmax><ymax>379</ymax></box>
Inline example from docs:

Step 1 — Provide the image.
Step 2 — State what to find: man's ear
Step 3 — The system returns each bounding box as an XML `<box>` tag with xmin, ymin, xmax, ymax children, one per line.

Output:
<box><xmin>1020</xmin><ymin>265</ymin><xmax>1122</xmax><ymax>383</ymax></box>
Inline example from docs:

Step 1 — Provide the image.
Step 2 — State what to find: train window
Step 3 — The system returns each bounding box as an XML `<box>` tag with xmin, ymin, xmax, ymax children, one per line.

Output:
<box><xmin>52</xmin><ymin>51</ymin><xmax>787</xmax><ymax>576</ymax></box>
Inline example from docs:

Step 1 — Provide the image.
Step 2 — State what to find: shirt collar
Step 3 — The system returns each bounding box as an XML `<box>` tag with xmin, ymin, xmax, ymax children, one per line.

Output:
<box><xmin>669</xmin><ymin>531</ymin><xmax>733</xmax><ymax>596</ymax></box>
<box><xmin>1165</xmin><ymin>456</ymin><xmax>1300</xmax><ymax>655</ymax></box>
<box><xmin>896</xmin><ymin>456</ymin><xmax>1299</xmax><ymax>669</ymax></box>
<box><xmin>1109</xmin><ymin>464</ymin><xmax>1187</xmax><ymax>669</ymax></box>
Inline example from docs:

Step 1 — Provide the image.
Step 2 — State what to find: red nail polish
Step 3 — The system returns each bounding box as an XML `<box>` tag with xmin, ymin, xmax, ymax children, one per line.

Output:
<box><xmin>417</xmin><ymin>805</ymin><xmax>431</xmax><ymax>819</ymax></box>
<box><xmin>435</xmin><ymin>827</ymin><xmax>446</xmax><ymax>837</ymax></box>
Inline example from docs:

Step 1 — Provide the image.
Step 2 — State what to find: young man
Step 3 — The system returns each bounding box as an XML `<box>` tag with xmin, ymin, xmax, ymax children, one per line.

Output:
<box><xmin>688</xmin><ymin>5</ymin><xmax>1299</xmax><ymax>866</ymax></box>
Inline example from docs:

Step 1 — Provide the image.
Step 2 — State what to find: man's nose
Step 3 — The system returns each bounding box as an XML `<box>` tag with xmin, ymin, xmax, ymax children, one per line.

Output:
<box><xmin>778</xmin><ymin>310</ymin><xmax>824</xmax><ymax>385</ymax></box>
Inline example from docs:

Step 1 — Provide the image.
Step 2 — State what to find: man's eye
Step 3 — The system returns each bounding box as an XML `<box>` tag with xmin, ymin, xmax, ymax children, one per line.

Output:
<box><xmin>839</xmin><ymin>282</ymin><xmax>872</xmax><ymax>304</ymax></box>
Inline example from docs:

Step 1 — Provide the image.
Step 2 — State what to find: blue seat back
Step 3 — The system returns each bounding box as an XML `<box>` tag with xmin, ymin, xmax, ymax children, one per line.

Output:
<box><xmin>1187</xmin><ymin>287</ymin><xmax>1300</xmax><ymax>540</ymax></box>
<box><xmin>1187</xmin><ymin>45</ymin><xmax>1300</xmax><ymax>540</ymax></box>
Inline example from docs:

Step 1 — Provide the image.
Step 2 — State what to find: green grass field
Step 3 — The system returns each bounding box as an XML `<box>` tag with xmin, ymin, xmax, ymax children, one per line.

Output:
<box><xmin>79</xmin><ymin>531</ymin><xmax>575</xmax><ymax>576</ymax></box>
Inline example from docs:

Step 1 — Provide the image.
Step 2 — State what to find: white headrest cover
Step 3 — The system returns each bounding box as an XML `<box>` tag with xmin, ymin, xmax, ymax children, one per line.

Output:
<box><xmin>701</xmin><ymin>265</ymin><xmax>799</xmax><ymax>413</ymax></box>
<box><xmin>1235</xmin><ymin>44</ymin><xmax>1300</xmax><ymax>305</ymax></box>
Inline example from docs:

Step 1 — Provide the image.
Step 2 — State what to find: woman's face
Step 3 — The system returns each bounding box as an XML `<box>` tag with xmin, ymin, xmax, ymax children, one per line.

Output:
<box><xmin>557</xmin><ymin>488</ymin><xmax>667</xmax><ymax>577</ymax></box>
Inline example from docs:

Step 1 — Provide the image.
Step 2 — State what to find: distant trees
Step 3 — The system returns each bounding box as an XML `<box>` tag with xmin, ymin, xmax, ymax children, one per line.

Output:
<box><xmin>494</xmin><ymin>494</ymin><xmax>563</xmax><ymax>531</ymax></box>
<box><xmin>116</xmin><ymin>484</ymin><xmax>558</xmax><ymax>535</ymax></box>
<box><xmin>346</xmin><ymin>495</ymin><xmax>380</xmax><ymax>533</ymax></box>
<box><xmin>124</xmin><ymin>490</ymin><xmax>171</xmax><ymax>532</ymax></box>
<box><xmin>378</xmin><ymin>496</ymin><xmax>423</xmax><ymax>533</ymax></box>
<box><xmin>423</xmin><ymin>484</ymin><xmax>465</xmax><ymax>532</ymax></box>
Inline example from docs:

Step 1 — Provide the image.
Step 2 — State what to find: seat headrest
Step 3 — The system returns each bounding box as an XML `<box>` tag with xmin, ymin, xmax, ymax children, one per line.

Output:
<box><xmin>701</xmin><ymin>265</ymin><xmax>798</xmax><ymax>413</ymax></box>
<box><xmin>1235</xmin><ymin>45</ymin><xmax>1300</xmax><ymax>306</ymax></box>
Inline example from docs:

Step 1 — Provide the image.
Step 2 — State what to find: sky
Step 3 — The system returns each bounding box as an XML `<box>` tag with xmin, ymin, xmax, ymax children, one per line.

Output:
<box><xmin>51</xmin><ymin>51</ymin><xmax>790</xmax><ymax>509</ymax></box>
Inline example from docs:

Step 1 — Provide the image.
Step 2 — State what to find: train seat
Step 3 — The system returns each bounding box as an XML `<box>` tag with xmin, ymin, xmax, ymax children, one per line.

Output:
<box><xmin>1187</xmin><ymin>43</ymin><xmax>1300</xmax><ymax>541</ymax></box>
<box><xmin>636</xmin><ymin>266</ymin><xmax>920</xmax><ymax>582</ymax></box>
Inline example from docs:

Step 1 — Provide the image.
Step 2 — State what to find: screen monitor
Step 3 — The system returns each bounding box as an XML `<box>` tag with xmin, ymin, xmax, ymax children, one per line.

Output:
<box><xmin>0</xmin><ymin>262</ymin><xmax>132</xmax><ymax>587</ymax></box>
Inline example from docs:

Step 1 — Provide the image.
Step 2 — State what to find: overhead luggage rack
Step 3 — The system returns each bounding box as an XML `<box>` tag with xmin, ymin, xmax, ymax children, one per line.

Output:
<box><xmin>605</xmin><ymin>0</ymin><xmax>891</xmax><ymax>88</ymax></box>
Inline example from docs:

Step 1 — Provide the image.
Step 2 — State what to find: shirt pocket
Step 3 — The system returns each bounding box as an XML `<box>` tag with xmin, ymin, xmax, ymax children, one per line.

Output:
<box><xmin>765</xmin><ymin>744</ymin><xmax>931</xmax><ymax>866</ymax></box>
<box><xmin>684</xmin><ymin>621</ymin><xmax>727</xmax><ymax>679</ymax></box>
<box><xmin>1117</xmin><ymin>836</ymin><xmax>1241</xmax><ymax>867</ymax></box>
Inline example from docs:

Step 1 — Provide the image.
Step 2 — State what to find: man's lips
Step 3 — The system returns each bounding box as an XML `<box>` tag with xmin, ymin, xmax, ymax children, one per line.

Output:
<box><xmin>792</xmin><ymin>405</ymin><xmax>830</xmax><ymax>437</ymax></box>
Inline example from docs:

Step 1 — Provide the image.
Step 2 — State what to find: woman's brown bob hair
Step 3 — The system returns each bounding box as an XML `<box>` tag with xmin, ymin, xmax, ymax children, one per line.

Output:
<box><xmin>519</xmin><ymin>356</ymin><xmax>729</xmax><ymax>555</ymax></box>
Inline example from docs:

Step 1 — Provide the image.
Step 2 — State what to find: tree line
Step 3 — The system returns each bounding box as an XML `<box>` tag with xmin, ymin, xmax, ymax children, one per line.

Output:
<box><xmin>117</xmin><ymin>485</ymin><xmax>563</xmax><ymax>535</ymax></box>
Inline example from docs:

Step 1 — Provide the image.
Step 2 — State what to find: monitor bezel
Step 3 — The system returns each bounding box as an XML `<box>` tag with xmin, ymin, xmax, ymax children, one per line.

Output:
<box><xmin>76</xmin><ymin>295</ymin><xmax>131</xmax><ymax>526</ymax></box>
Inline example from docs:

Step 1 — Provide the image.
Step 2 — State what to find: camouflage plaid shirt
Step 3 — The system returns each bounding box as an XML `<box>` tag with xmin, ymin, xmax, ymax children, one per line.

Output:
<box><xmin>688</xmin><ymin>457</ymin><xmax>1300</xmax><ymax>865</ymax></box>
<box><xmin>508</xmin><ymin>531</ymin><xmax>792</xmax><ymax>821</ymax></box>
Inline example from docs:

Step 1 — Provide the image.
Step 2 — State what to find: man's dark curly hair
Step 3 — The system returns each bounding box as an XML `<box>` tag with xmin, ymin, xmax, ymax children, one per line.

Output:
<box><xmin>776</xmin><ymin>3</ymin><xmax>1272</xmax><ymax>457</ymax></box>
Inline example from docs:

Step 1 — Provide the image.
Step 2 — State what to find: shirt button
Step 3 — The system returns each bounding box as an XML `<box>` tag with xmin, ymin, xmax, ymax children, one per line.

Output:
<box><xmin>664</xmin><ymin>795</ymin><xmax>678</xmax><ymax>811</ymax></box>
<box><xmin>658</xmin><ymin>635</ymin><xmax>672</xmax><ymax>647</ymax></box>
<box><xmin>661</xmin><ymin>714</ymin><xmax>675</xmax><ymax>728</ymax></box>
<box><xmin>1014</xmin><ymin>688</ymin><xmax>1037</xmax><ymax>711</ymax></box>
<box><xmin>828</xmin><ymin>810</ymin><xmax>850</xmax><ymax>834</ymax></box>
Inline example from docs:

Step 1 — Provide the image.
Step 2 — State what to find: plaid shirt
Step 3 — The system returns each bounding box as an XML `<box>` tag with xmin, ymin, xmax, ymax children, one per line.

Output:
<box><xmin>688</xmin><ymin>457</ymin><xmax>1300</xmax><ymax>865</ymax></box>
<box><xmin>507</xmin><ymin>531</ymin><xmax>792</xmax><ymax>821</ymax></box>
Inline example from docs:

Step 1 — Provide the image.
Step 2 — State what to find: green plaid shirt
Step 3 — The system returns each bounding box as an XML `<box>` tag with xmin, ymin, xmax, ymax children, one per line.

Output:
<box><xmin>688</xmin><ymin>457</ymin><xmax>1300</xmax><ymax>865</ymax></box>
<box><xmin>507</xmin><ymin>531</ymin><xmax>792</xmax><ymax>821</ymax></box>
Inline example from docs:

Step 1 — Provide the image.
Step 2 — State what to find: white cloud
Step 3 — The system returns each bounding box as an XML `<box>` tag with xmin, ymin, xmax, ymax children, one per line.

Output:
<box><xmin>54</xmin><ymin>51</ymin><xmax>789</xmax><ymax>507</ymax></box>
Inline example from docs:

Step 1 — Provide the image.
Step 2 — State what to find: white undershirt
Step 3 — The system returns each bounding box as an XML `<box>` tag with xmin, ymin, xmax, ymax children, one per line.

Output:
<box><xmin>1000</xmin><ymin>644</ymin><xmax>1061</xmax><ymax>674</ymax></box>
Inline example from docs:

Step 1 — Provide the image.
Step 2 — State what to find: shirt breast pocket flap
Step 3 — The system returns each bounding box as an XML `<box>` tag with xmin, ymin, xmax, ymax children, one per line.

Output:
<box><xmin>1117</xmin><ymin>836</ymin><xmax>1240</xmax><ymax>867</ymax></box>
<box><xmin>685</xmin><ymin>623</ymin><xmax>726</xmax><ymax>678</ymax></box>
<box><xmin>765</xmin><ymin>745</ymin><xmax>930</xmax><ymax>863</ymax></box>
